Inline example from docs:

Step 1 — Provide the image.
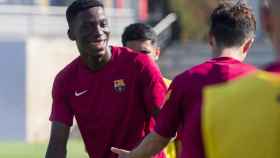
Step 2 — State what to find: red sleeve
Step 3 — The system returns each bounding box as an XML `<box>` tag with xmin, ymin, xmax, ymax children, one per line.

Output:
<box><xmin>155</xmin><ymin>76</ymin><xmax>184</xmax><ymax>138</ymax></box>
<box><xmin>49</xmin><ymin>74</ymin><xmax>74</xmax><ymax>126</ymax></box>
<box><xmin>138</xmin><ymin>55</ymin><xmax>167</xmax><ymax>114</ymax></box>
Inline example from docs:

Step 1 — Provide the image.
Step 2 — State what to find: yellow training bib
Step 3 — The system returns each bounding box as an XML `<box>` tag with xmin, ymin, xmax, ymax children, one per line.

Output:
<box><xmin>203</xmin><ymin>71</ymin><xmax>280</xmax><ymax>158</ymax></box>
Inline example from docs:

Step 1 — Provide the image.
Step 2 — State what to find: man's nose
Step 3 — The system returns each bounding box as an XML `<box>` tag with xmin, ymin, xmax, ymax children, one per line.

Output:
<box><xmin>93</xmin><ymin>25</ymin><xmax>103</xmax><ymax>36</ymax></box>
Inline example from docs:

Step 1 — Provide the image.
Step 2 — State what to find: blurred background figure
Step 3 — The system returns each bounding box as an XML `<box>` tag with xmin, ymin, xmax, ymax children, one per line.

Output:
<box><xmin>122</xmin><ymin>23</ymin><xmax>160</xmax><ymax>61</ymax></box>
<box><xmin>121</xmin><ymin>22</ymin><xmax>181</xmax><ymax>158</ymax></box>
<box><xmin>260</xmin><ymin>0</ymin><xmax>280</xmax><ymax>72</ymax></box>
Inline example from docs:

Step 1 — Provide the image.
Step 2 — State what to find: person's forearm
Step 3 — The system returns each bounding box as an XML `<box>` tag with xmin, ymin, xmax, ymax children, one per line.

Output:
<box><xmin>45</xmin><ymin>143</ymin><xmax>67</xmax><ymax>158</ymax></box>
<box><xmin>130</xmin><ymin>132</ymin><xmax>170</xmax><ymax>158</ymax></box>
<box><xmin>45</xmin><ymin>122</ymin><xmax>70</xmax><ymax>158</ymax></box>
<box><xmin>175</xmin><ymin>140</ymin><xmax>182</xmax><ymax>158</ymax></box>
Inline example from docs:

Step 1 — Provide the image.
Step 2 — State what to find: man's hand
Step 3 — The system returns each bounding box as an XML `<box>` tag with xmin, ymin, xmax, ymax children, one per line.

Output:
<box><xmin>111</xmin><ymin>132</ymin><xmax>170</xmax><ymax>158</ymax></box>
<box><xmin>111</xmin><ymin>147</ymin><xmax>131</xmax><ymax>158</ymax></box>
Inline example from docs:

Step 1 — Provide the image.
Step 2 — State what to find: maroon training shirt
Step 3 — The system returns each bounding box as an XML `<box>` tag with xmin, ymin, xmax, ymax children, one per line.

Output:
<box><xmin>50</xmin><ymin>46</ymin><xmax>167</xmax><ymax>158</ymax></box>
<box><xmin>264</xmin><ymin>61</ymin><xmax>280</xmax><ymax>73</ymax></box>
<box><xmin>155</xmin><ymin>57</ymin><xmax>256</xmax><ymax>158</ymax></box>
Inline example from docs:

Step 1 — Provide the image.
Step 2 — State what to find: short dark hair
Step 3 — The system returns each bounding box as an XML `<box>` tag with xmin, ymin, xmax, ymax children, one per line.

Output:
<box><xmin>122</xmin><ymin>23</ymin><xmax>158</xmax><ymax>46</ymax></box>
<box><xmin>66</xmin><ymin>0</ymin><xmax>104</xmax><ymax>26</ymax></box>
<box><xmin>210</xmin><ymin>1</ymin><xmax>256</xmax><ymax>48</ymax></box>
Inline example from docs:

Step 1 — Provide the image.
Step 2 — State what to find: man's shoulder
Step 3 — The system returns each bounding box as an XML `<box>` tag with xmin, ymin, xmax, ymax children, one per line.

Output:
<box><xmin>179</xmin><ymin>61</ymin><xmax>211</xmax><ymax>78</ymax></box>
<box><xmin>263</xmin><ymin>61</ymin><xmax>280</xmax><ymax>73</ymax></box>
<box><xmin>55</xmin><ymin>56</ymin><xmax>80</xmax><ymax>82</ymax></box>
<box><xmin>189</xmin><ymin>59</ymin><xmax>256</xmax><ymax>76</ymax></box>
<box><xmin>204</xmin><ymin>71</ymin><xmax>280</xmax><ymax>103</ymax></box>
<box><xmin>170</xmin><ymin>62</ymin><xmax>213</xmax><ymax>89</ymax></box>
<box><xmin>111</xmin><ymin>45</ymin><xmax>137</xmax><ymax>57</ymax></box>
<box><xmin>234</xmin><ymin>71</ymin><xmax>280</xmax><ymax>87</ymax></box>
<box><xmin>111</xmin><ymin>45</ymin><xmax>154</xmax><ymax>67</ymax></box>
<box><xmin>239</xmin><ymin>62</ymin><xmax>257</xmax><ymax>71</ymax></box>
<box><xmin>171</xmin><ymin>69</ymin><xmax>194</xmax><ymax>87</ymax></box>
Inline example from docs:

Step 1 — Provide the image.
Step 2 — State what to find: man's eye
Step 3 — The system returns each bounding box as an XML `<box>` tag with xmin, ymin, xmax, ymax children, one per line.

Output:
<box><xmin>101</xmin><ymin>21</ymin><xmax>108</xmax><ymax>27</ymax></box>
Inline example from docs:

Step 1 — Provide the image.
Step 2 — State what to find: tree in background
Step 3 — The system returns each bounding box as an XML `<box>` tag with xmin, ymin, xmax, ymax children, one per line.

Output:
<box><xmin>168</xmin><ymin>0</ymin><xmax>219</xmax><ymax>41</ymax></box>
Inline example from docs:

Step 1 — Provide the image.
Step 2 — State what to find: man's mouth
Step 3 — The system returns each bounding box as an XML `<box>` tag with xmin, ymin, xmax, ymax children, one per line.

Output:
<box><xmin>90</xmin><ymin>39</ymin><xmax>107</xmax><ymax>49</ymax></box>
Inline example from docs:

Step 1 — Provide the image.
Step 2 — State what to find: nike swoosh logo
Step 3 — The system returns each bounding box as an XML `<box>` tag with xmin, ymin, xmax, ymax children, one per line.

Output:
<box><xmin>75</xmin><ymin>90</ymin><xmax>88</xmax><ymax>96</ymax></box>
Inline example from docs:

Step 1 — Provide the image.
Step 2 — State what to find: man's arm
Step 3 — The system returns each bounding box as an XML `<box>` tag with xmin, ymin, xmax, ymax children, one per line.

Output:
<box><xmin>175</xmin><ymin>139</ymin><xmax>182</xmax><ymax>158</ymax></box>
<box><xmin>45</xmin><ymin>121</ymin><xmax>71</xmax><ymax>158</ymax></box>
<box><xmin>111</xmin><ymin>132</ymin><xmax>170</xmax><ymax>158</ymax></box>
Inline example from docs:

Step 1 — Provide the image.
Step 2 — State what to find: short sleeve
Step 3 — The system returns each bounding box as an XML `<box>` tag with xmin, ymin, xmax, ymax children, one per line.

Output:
<box><xmin>49</xmin><ymin>74</ymin><xmax>74</xmax><ymax>126</ymax></box>
<box><xmin>155</xmin><ymin>76</ymin><xmax>184</xmax><ymax>138</ymax></box>
<box><xmin>138</xmin><ymin>55</ymin><xmax>167</xmax><ymax>114</ymax></box>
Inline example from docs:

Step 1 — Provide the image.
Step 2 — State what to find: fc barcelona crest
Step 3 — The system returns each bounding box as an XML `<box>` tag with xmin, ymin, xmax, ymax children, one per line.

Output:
<box><xmin>113</xmin><ymin>79</ymin><xmax>126</xmax><ymax>93</ymax></box>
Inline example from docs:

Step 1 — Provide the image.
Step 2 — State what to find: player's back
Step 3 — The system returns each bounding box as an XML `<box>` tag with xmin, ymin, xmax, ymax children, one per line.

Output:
<box><xmin>157</xmin><ymin>57</ymin><xmax>256</xmax><ymax>158</ymax></box>
<box><xmin>203</xmin><ymin>71</ymin><xmax>280</xmax><ymax>158</ymax></box>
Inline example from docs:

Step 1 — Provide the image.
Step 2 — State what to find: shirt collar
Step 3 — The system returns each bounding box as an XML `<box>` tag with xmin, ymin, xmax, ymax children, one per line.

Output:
<box><xmin>208</xmin><ymin>57</ymin><xmax>242</xmax><ymax>64</ymax></box>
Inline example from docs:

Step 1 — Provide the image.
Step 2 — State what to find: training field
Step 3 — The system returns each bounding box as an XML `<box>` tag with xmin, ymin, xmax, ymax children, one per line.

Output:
<box><xmin>0</xmin><ymin>140</ymin><xmax>88</xmax><ymax>158</ymax></box>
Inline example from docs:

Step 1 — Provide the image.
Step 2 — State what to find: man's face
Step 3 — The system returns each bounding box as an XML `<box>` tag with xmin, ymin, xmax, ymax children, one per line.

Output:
<box><xmin>70</xmin><ymin>7</ymin><xmax>110</xmax><ymax>59</ymax></box>
<box><xmin>125</xmin><ymin>40</ymin><xmax>159</xmax><ymax>61</ymax></box>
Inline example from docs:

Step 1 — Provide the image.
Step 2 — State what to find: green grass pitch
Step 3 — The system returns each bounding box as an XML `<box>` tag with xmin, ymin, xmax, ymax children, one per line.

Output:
<box><xmin>0</xmin><ymin>140</ymin><xmax>88</xmax><ymax>158</ymax></box>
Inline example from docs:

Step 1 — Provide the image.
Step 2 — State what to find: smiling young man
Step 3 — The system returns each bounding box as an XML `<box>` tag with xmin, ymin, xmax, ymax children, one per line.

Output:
<box><xmin>45</xmin><ymin>1</ymin><xmax>167</xmax><ymax>158</ymax></box>
<box><xmin>111</xmin><ymin>2</ymin><xmax>257</xmax><ymax>158</ymax></box>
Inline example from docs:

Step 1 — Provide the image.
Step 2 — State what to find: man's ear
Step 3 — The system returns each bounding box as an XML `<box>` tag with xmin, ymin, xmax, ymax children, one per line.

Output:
<box><xmin>208</xmin><ymin>32</ymin><xmax>215</xmax><ymax>48</ymax></box>
<box><xmin>155</xmin><ymin>47</ymin><xmax>160</xmax><ymax>57</ymax></box>
<box><xmin>67</xmin><ymin>29</ymin><xmax>75</xmax><ymax>41</ymax></box>
<box><xmin>242</xmin><ymin>38</ymin><xmax>254</xmax><ymax>54</ymax></box>
<box><xmin>153</xmin><ymin>47</ymin><xmax>160</xmax><ymax>61</ymax></box>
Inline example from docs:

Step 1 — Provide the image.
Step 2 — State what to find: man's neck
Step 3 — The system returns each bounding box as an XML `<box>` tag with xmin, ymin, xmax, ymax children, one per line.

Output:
<box><xmin>214</xmin><ymin>47</ymin><xmax>244</xmax><ymax>62</ymax></box>
<box><xmin>85</xmin><ymin>47</ymin><xmax>112</xmax><ymax>71</ymax></box>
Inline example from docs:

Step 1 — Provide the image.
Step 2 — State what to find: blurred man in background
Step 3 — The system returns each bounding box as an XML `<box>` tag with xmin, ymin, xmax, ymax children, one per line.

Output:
<box><xmin>45</xmin><ymin>1</ymin><xmax>167</xmax><ymax>158</ymax></box>
<box><xmin>111</xmin><ymin>2</ymin><xmax>257</xmax><ymax>158</ymax></box>
<box><xmin>261</xmin><ymin>0</ymin><xmax>280</xmax><ymax>73</ymax></box>
<box><xmin>122</xmin><ymin>23</ymin><xmax>171</xmax><ymax>88</ymax></box>
<box><xmin>122</xmin><ymin>23</ymin><xmax>181</xmax><ymax>158</ymax></box>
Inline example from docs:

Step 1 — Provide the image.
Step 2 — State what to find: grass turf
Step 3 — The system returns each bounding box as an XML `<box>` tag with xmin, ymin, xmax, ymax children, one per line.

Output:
<box><xmin>0</xmin><ymin>140</ymin><xmax>88</xmax><ymax>158</ymax></box>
